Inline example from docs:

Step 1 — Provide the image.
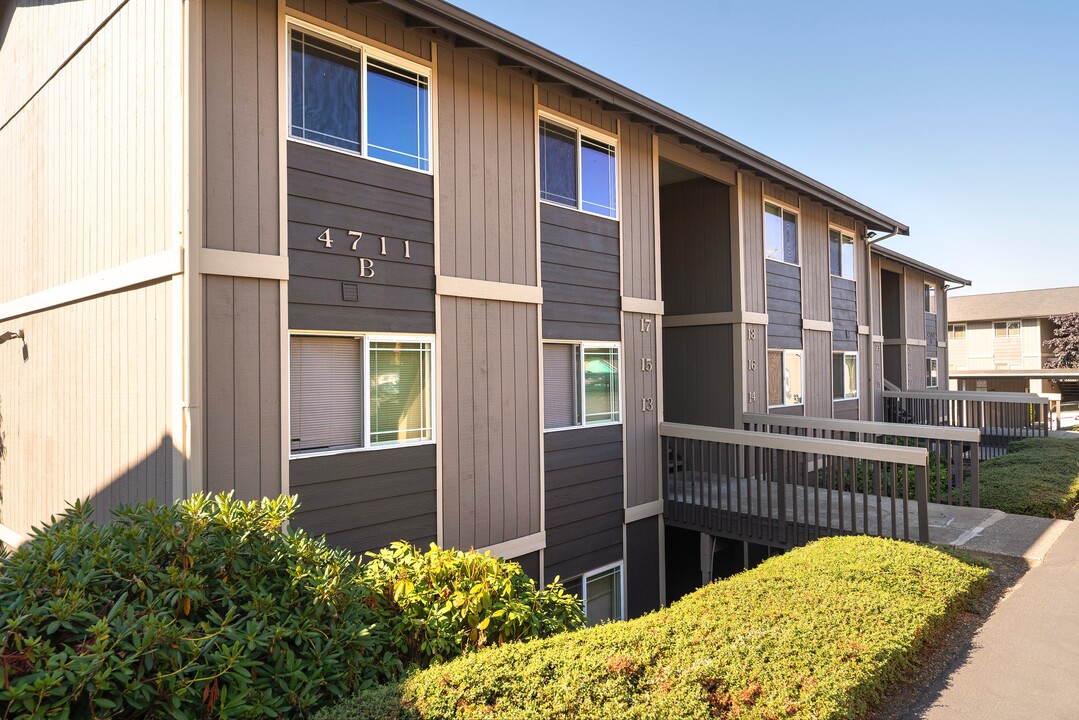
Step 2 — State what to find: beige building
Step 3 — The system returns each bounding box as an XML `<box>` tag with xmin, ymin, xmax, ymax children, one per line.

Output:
<box><xmin>948</xmin><ymin>286</ymin><xmax>1079</xmax><ymax>401</ymax></box>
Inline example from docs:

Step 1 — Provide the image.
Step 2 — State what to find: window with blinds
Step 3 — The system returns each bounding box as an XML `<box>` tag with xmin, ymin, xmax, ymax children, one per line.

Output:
<box><xmin>543</xmin><ymin>343</ymin><xmax>579</xmax><ymax>429</ymax></box>
<box><xmin>543</xmin><ymin>342</ymin><xmax>620</xmax><ymax>430</ymax></box>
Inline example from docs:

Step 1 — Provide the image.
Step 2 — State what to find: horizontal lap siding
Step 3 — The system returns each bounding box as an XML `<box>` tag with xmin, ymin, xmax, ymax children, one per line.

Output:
<box><xmin>440</xmin><ymin>297</ymin><xmax>541</xmax><ymax>550</ymax></box>
<box><xmin>544</xmin><ymin>425</ymin><xmax>624</xmax><ymax>581</ymax></box>
<box><xmin>925</xmin><ymin>314</ymin><xmax>939</xmax><ymax>357</ymax></box>
<box><xmin>291</xmin><ymin>445</ymin><xmax>436</xmax><ymax>554</ymax></box>
<box><xmin>287</xmin><ymin>144</ymin><xmax>435</xmax><ymax>333</ymax></box>
<box><xmin>626</xmin><ymin>516</ymin><xmax>661</xmax><ymax>618</ymax></box>
<box><xmin>540</xmin><ymin>204</ymin><xmax>620</xmax><ymax>341</ymax></box>
<box><xmin>662</xmin><ymin>325</ymin><xmax>735</xmax><ymax>427</ymax></box>
<box><xmin>766</xmin><ymin>261</ymin><xmax>802</xmax><ymax>350</ymax></box>
<box><xmin>831</xmin><ymin>277</ymin><xmax>858</xmax><ymax>351</ymax></box>
<box><xmin>659</xmin><ymin>178</ymin><xmax>733</xmax><ymax>315</ymax></box>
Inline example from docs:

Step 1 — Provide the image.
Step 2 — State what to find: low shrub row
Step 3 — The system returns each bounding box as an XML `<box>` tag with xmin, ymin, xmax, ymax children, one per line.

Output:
<box><xmin>979</xmin><ymin>437</ymin><xmax>1079</xmax><ymax>517</ymax></box>
<box><xmin>320</xmin><ymin>536</ymin><xmax>990</xmax><ymax>720</ymax></box>
<box><xmin>0</xmin><ymin>495</ymin><xmax>582</xmax><ymax>718</ymax></box>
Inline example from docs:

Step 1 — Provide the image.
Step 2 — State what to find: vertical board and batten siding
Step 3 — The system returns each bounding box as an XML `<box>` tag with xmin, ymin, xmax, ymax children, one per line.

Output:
<box><xmin>536</xmin><ymin>87</ymin><xmax>618</xmax><ymax>135</ymax></box>
<box><xmin>440</xmin><ymin>297</ymin><xmax>541</xmax><ymax>551</ymax></box>
<box><xmin>858</xmin><ymin>333</ymin><xmax>871</xmax><ymax>420</ymax></box>
<box><xmin>543</xmin><ymin>425</ymin><xmax>624</xmax><ymax>582</ymax></box>
<box><xmin>290</xmin><ymin>446</ymin><xmax>436</xmax><ymax>553</ymax></box>
<box><xmin>745</xmin><ymin>323</ymin><xmax>767</xmax><ymax>415</ymax></box>
<box><xmin>626</xmin><ymin>516</ymin><xmax>661</xmax><ymax>618</ymax></box>
<box><xmin>201</xmin><ymin>0</ymin><xmax>283</xmax><ymax>499</ymax></box>
<box><xmin>904</xmin><ymin>271</ymin><xmax>927</xmax><ymax>342</ymax></box>
<box><xmin>662</xmin><ymin>326</ymin><xmax>736</xmax><ymax>427</ymax></box>
<box><xmin>659</xmin><ymin>179</ymin><xmax>733</xmax><ymax>315</ymax></box>
<box><xmin>287</xmin><ymin>144</ymin><xmax>436</xmax><ymax>333</ymax></box>
<box><xmin>800</xmin><ymin>201</ymin><xmax>830</xmax><ymax>322</ymax></box>
<box><xmin>438</xmin><ymin>46</ymin><xmax>536</xmax><ymax>285</ymax></box>
<box><xmin>0</xmin><ymin>0</ymin><xmax>182</xmax><ymax>535</ymax></box>
<box><xmin>623</xmin><ymin>313</ymin><xmax>660</xmax><ymax>507</ymax></box>
<box><xmin>285</xmin><ymin>0</ymin><xmax>432</xmax><ymax>61</ymax></box>
<box><xmin>804</xmin><ymin>330</ymin><xmax>832</xmax><ymax>419</ymax></box>
<box><xmin>540</xmin><ymin>204</ymin><xmax>620</xmax><ymax>340</ymax></box>
<box><xmin>740</xmin><ymin>177</ymin><xmax>767</xmax><ymax>315</ymax></box>
<box><xmin>765</xmin><ymin>261</ymin><xmax>802</xmax><ymax>349</ymax></box>
<box><xmin>621</xmin><ymin>125</ymin><xmax>657</xmax><ymax>301</ymax></box>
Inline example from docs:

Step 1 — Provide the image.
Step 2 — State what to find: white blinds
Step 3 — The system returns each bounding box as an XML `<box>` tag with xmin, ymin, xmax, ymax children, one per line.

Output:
<box><xmin>543</xmin><ymin>343</ymin><xmax>578</xmax><ymax>429</ymax></box>
<box><xmin>290</xmin><ymin>336</ymin><xmax>364</xmax><ymax>452</ymax></box>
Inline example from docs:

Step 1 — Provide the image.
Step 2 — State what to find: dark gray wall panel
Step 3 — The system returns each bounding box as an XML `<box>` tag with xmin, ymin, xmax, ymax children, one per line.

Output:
<box><xmin>287</xmin><ymin>142</ymin><xmax>435</xmax><ymax>333</ymax></box>
<box><xmin>626</xmin><ymin>517</ymin><xmax>661</xmax><ymax>618</ymax></box>
<box><xmin>925</xmin><ymin>314</ymin><xmax>938</xmax><ymax>357</ymax></box>
<box><xmin>662</xmin><ymin>325</ymin><xmax>735</xmax><ymax>427</ymax></box>
<box><xmin>540</xmin><ymin>203</ymin><xmax>620</xmax><ymax>341</ymax></box>
<box><xmin>831</xmin><ymin>277</ymin><xmax>858</xmax><ymax>351</ymax></box>
<box><xmin>544</xmin><ymin>424</ymin><xmax>624</xmax><ymax>581</ymax></box>
<box><xmin>659</xmin><ymin>177</ymin><xmax>733</xmax><ymax>315</ymax></box>
<box><xmin>513</xmin><ymin>551</ymin><xmax>541</xmax><ymax>584</ymax></box>
<box><xmin>291</xmin><ymin>444</ymin><xmax>436</xmax><ymax>555</ymax></box>
<box><xmin>767</xmin><ymin>260</ymin><xmax>802</xmax><ymax>350</ymax></box>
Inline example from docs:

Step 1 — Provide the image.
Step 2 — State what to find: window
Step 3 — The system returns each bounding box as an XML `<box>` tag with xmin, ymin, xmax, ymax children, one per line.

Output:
<box><xmin>290</xmin><ymin>334</ymin><xmax>433</xmax><ymax>455</ymax></box>
<box><xmin>926</xmin><ymin>357</ymin><xmax>939</xmax><ymax>388</ymax></box>
<box><xmin>829</xmin><ymin>228</ymin><xmax>855</xmax><ymax>280</ymax></box>
<box><xmin>767</xmin><ymin>349</ymin><xmax>804</xmax><ymax>407</ymax></box>
<box><xmin>994</xmin><ymin>321</ymin><xmax>1021</xmax><ymax>338</ymax></box>
<box><xmin>924</xmin><ymin>284</ymin><xmax>937</xmax><ymax>314</ymax></box>
<box><xmin>538</xmin><ymin>118</ymin><xmax>617</xmax><ymax>218</ymax></box>
<box><xmin>832</xmin><ymin>351</ymin><xmax>858</xmax><ymax>400</ymax></box>
<box><xmin>563</xmin><ymin>564</ymin><xmax>623</xmax><ymax>626</ymax></box>
<box><xmin>948</xmin><ymin>324</ymin><xmax>966</xmax><ymax>340</ymax></box>
<box><xmin>289</xmin><ymin>27</ymin><xmax>431</xmax><ymax>171</ymax></box>
<box><xmin>543</xmin><ymin>343</ymin><xmax>620</xmax><ymax>429</ymax></box>
<box><xmin>764</xmin><ymin>202</ymin><xmax>798</xmax><ymax>264</ymax></box>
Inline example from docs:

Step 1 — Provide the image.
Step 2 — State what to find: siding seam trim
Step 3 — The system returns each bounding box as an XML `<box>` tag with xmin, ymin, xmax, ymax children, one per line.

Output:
<box><xmin>475</xmin><ymin>530</ymin><xmax>546</xmax><ymax>559</ymax></box>
<box><xmin>436</xmin><ymin>275</ymin><xmax>542</xmax><ymax>304</ymax></box>
<box><xmin>624</xmin><ymin>499</ymin><xmax>663</xmax><ymax>523</ymax></box>
<box><xmin>199</xmin><ymin>248</ymin><xmax>288</xmax><ymax>280</ymax></box>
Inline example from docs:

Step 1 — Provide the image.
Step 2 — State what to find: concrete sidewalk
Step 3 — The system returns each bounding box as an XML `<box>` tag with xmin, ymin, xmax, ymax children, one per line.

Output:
<box><xmin>925</xmin><ymin>503</ymin><xmax>1069</xmax><ymax>562</ymax></box>
<box><xmin>904</xmin><ymin>517</ymin><xmax>1079</xmax><ymax>719</ymax></box>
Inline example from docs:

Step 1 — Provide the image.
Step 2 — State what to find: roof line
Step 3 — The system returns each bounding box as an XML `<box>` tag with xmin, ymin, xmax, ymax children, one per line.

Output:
<box><xmin>871</xmin><ymin>244</ymin><xmax>970</xmax><ymax>286</ymax></box>
<box><xmin>380</xmin><ymin>0</ymin><xmax>910</xmax><ymax>235</ymax></box>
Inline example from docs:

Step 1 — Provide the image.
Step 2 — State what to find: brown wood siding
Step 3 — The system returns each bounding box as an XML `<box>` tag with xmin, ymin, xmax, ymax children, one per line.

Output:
<box><xmin>540</xmin><ymin>204</ymin><xmax>620</xmax><ymax>341</ymax></box>
<box><xmin>440</xmin><ymin>297</ymin><xmax>541</xmax><ymax>550</ymax></box>
<box><xmin>287</xmin><ymin>143</ymin><xmax>435</xmax><ymax>333</ymax></box>
<box><xmin>766</xmin><ymin>261</ymin><xmax>802</xmax><ymax>350</ymax></box>
<box><xmin>544</xmin><ymin>424</ymin><xmax>624</xmax><ymax>582</ymax></box>
<box><xmin>0</xmin><ymin>282</ymin><xmax>177</xmax><ymax>535</ymax></box>
<box><xmin>854</xmin><ymin>222</ymin><xmax>868</xmax><ymax>326</ymax></box>
<box><xmin>742</xmin><ymin>177</ymin><xmax>766</xmax><ymax>314</ymax></box>
<box><xmin>909</xmin><ymin>344</ymin><xmax>928</xmax><ymax>389</ymax></box>
<box><xmin>745</xmin><ymin>323</ymin><xmax>767</xmax><ymax>415</ymax></box>
<box><xmin>831</xmin><ymin>277</ymin><xmax>858</xmax><ymax>351</ymax></box>
<box><xmin>438</xmin><ymin>47</ymin><xmax>536</xmax><ymax>285</ymax></box>
<box><xmin>285</xmin><ymin>0</ymin><xmax>432</xmax><ymax>61</ymax></box>
<box><xmin>626</xmin><ymin>516</ymin><xmax>661</xmax><ymax>618</ymax></box>
<box><xmin>762</xmin><ymin>182</ymin><xmax>799</xmax><ymax>208</ymax></box>
<box><xmin>536</xmin><ymin>87</ymin><xmax>618</xmax><ymax>135</ymax></box>
<box><xmin>801</xmin><ymin>201</ymin><xmax>830</xmax><ymax>322</ymax></box>
<box><xmin>804</xmin><ymin>329</ymin><xmax>831</xmax><ymax>419</ymax></box>
<box><xmin>659</xmin><ymin>178</ymin><xmax>733</xmax><ymax>315</ymax></box>
<box><xmin>662</xmin><ymin>325</ymin><xmax>735</xmax><ymax>427</ymax></box>
<box><xmin>203</xmin><ymin>277</ymin><xmax>282</xmax><ymax>498</ymax></box>
<box><xmin>623</xmin><ymin>313</ymin><xmax>659</xmax><ymax>507</ymax></box>
<box><xmin>904</xmin><ymin>272</ymin><xmax>927</xmax><ymax>341</ymax></box>
<box><xmin>861</xmin><ymin>334</ymin><xmax>872</xmax><ymax>420</ymax></box>
<box><xmin>291</xmin><ymin>444</ymin><xmax>436</xmax><ymax>554</ymax></box>
<box><xmin>834</xmin><ymin>399</ymin><xmax>859</xmax><ymax>420</ymax></box>
<box><xmin>621</xmin><ymin>125</ymin><xmax>656</xmax><ymax>301</ymax></box>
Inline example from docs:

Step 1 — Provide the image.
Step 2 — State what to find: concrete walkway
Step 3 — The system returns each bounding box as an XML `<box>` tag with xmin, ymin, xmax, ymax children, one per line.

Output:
<box><xmin>925</xmin><ymin>503</ymin><xmax>1069</xmax><ymax>562</ymax></box>
<box><xmin>904</xmin><ymin>517</ymin><xmax>1079</xmax><ymax>719</ymax></box>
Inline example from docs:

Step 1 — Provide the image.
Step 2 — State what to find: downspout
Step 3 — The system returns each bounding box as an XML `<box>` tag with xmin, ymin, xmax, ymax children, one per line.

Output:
<box><xmin>864</xmin><ymin>227</ymin><xmax>899</xmax><ymax>419</ymax></box>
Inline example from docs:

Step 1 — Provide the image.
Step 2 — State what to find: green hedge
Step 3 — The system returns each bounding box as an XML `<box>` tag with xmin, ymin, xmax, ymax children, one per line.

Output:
<box><xmin>320</xmin><ymin>536</ymin><xmax>990</xmax><ymax>720</ymax></box>
<box><xmin>979</xmin><ymin>437</ymin><xmax>1079</xmax><ymax>517</ymax></box>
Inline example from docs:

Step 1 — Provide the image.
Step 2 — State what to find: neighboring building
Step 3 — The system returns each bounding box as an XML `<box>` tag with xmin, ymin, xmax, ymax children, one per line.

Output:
<box><xmin>3</xmin><ymin>0</ymin><xmax>961</xmax><ymax>617</ymax></box>
<box><xmin>948</xmin><ymin>286</ymin><xmax>1079</xmax><ymax>401</ymax></box>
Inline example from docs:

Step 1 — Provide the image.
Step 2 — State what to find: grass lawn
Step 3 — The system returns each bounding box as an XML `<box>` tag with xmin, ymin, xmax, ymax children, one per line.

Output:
<box><xmin>978</xmin><ymin>437</ymin><xmax>1079</xmax><ymax>518</ymax></box>
<box><xmin>318</xmin><ymin>536</ymin><xmax>989</xmax><ymax>720</ymax></box>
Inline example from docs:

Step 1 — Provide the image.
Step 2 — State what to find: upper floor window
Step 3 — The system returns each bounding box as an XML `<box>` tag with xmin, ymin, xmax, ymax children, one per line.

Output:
<box><xmin>832</xmin><ymin>351</ymin><xmax>858</xmax><ymax>400</ymax></box>
<box><xmin>290</xmin><ymin>333</ymin><xmax>434</xmax><ymax>456</ymax></box>
<box><xmin>924</xmin><ymin>284</ymin><xmax>937</xmax><ymax>314</ymax></box>
<box><xmin>829</xmin><ymin>229</ymin><xmax>855</xmax><ymax>280</ymax></box>
<box><xmin>539</xmin><ymin>117</ymin><xmax>617</xmax><ymax>218</ymax></box>
<box><xmin>926</xmin><ymin>357</ymin><xmax>939</xmax><ymax>388</ymax></box>
<box><xmin>764</xmin><ymin>202</ymin><xmax>798</xmax><ymax>264</ymax></box>
<box><xmin>948</xmin><ymin>324</ymin><xmax>966</xmax><ymax>340</ymax></box>
<box><xmin>767</xmin><ymin>348</ymin><xmax>803</xmax><ymax>407</ymax></box>
<box><xmin>994</xmin><ymin>321</ymin><xmax>1021</xmax><ymax>338</ymax></box>
<box><xmin>543</xmin><ymin>343</ymin><xmax>621</xmax><ymax>429</ymax></box>
<box><xmin>289</xmin><ymin>27</ymin><xmax>431</xmax><ymax>171</ymax></box>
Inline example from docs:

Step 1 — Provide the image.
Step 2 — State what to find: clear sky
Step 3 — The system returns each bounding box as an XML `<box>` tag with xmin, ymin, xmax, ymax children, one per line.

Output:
<box><xmin>451</xmin><ymin>0</ymin><xmax>1079</xmax><ymax>296</ymax></box>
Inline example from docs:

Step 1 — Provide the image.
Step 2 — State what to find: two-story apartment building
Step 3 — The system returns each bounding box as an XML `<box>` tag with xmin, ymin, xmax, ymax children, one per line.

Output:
<box><xmin>3</xmin><ymin>0</ymin><xmax>962</xmax><ymax>617</ymax></box>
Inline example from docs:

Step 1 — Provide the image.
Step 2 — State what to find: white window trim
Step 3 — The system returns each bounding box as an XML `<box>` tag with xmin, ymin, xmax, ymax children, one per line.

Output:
<box><xmin>767</xmin><ymin>348</ymin><xmax>805</xmax><ymax>409</ymax></box>
<box><xmin>288</xmin><ymin>330</ymin><xmax>437</xmax><ymax>459</ymax></box>
<box><xmin>993</xmin><ymin>320</ymin><xmax>1021</xmax><ymax>338</ymax></box>
<box><xmin>926</xmin><ymin>356</ymin><xmax>939</xmax><ymax>388</ymax></box>
<box><xmin>828</xmin><ymin>225</ymin><xmax>856</xmax><ymax>281</ymax></box>
<box><xmin>763</xmin><ymin>198</ymin><xmax>801</xmax><ymax>268</ymax></box>
<box><xmin>833</xmin><ymin>350</ymin><xmax>859</xmax><ymax>401</ymax></box>
<box><xmin>563</xmin><ymin>561</ymin><xmax>625</xmax><ymax>624</ymax></box>
<box><xmin>948</xmin><ymin>323</ymin><xmax>967</xmax><ymax>340</ymax></box>
<box><xmin>543</xmin><ymin>341</ymin><xmax>623</xmax><ymax>432</ymax></box>
<box><xmin>537</xmin><ymin>110</ymin><xmax>620</xmax><ymax>220</ymax></box>
<box><xmin>924</xmin><ymin>283</ymin><xmax>937</xmax><ymax>315</ymax></box>
<box><xmin>286</xmin><ymin>18</ymin><xmax>434</xmax><ymax>175</ymax></box>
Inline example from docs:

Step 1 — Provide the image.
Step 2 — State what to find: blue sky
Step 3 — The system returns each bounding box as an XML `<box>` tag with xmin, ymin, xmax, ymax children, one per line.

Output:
<box><xmin>452</xmin><ymin>0</ymin><xmax>1079</xmax><ymax>295</ymax></box>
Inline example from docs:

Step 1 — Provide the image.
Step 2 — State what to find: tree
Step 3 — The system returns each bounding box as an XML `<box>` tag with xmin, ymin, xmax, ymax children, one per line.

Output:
<box><xmin>1044</xmin><ymin>312</ymin><xmax>1079</xmax><ymax>369</ymax></box>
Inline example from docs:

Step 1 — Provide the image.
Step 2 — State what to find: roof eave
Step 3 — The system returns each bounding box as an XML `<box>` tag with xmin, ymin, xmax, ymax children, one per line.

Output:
<box><xmin>871</xmin><ymin>244</ymin><xmax>970</xmax><ymax>286</ymax></box>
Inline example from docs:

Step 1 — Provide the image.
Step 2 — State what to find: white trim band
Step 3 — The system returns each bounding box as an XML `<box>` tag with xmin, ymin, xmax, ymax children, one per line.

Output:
<box><xmin>625</xmin><ymin>499</ymin><xmax>664</xmax><ymax>523</ymax></box>
<box><xmin>622</xmin><ymin>297</ymin><xmax>664</xmax><ymax>316</ymax></box>
<box><xmin>198</xmin><ymin>248</ymin><xmax>289</xmax><ymax>280</ymax></box>
<box><xmin>436</xmin><ymin>276</ymin><xmax>543</xmax><ymax>304</ymax></box>
<box><xmin>474</xmin><ymin>531</ymin><xmax>546</xmax><ymax>559</ymax></box>
<box><xmin>803</xmin><ymin>319</ymin><xmax>833</xmax><ymax>332</ymax></box>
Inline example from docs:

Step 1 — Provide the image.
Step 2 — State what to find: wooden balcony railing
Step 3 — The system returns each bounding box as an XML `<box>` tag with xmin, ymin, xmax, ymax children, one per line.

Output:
<box><xmin>743</xmin><ymin>413</ymin><xmax>980</xmax><ymax>507</ymax></box>
<box><xmin>661</xmin><ymin>422</ymin><xmax>930</xmax><ymax>550</ymax></box>
<box><xmin>883</xmin><ymin>390</ymin><xmax>1049</xmax><ymax>458</ymax></box>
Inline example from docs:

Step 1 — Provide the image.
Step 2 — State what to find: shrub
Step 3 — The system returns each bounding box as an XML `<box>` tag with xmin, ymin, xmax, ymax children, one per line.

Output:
<box><xmin>979</xmin><ymin>437</ymin><xmax>1079</xmax><ymax>517</ymax></box>
<box><xmin>356</xmin><ymin>542</ymin><xmax>583</xmax><ymax>677</ymax></box>
<box><xmin>0</xmin><ymin>494</ymin><xmax>381</xmax><ymax>718</ymax></box>
<box><xmin>319</xmin><ymin>536</ymin><xmax>990</xmax><ymax>720</ymax></box>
